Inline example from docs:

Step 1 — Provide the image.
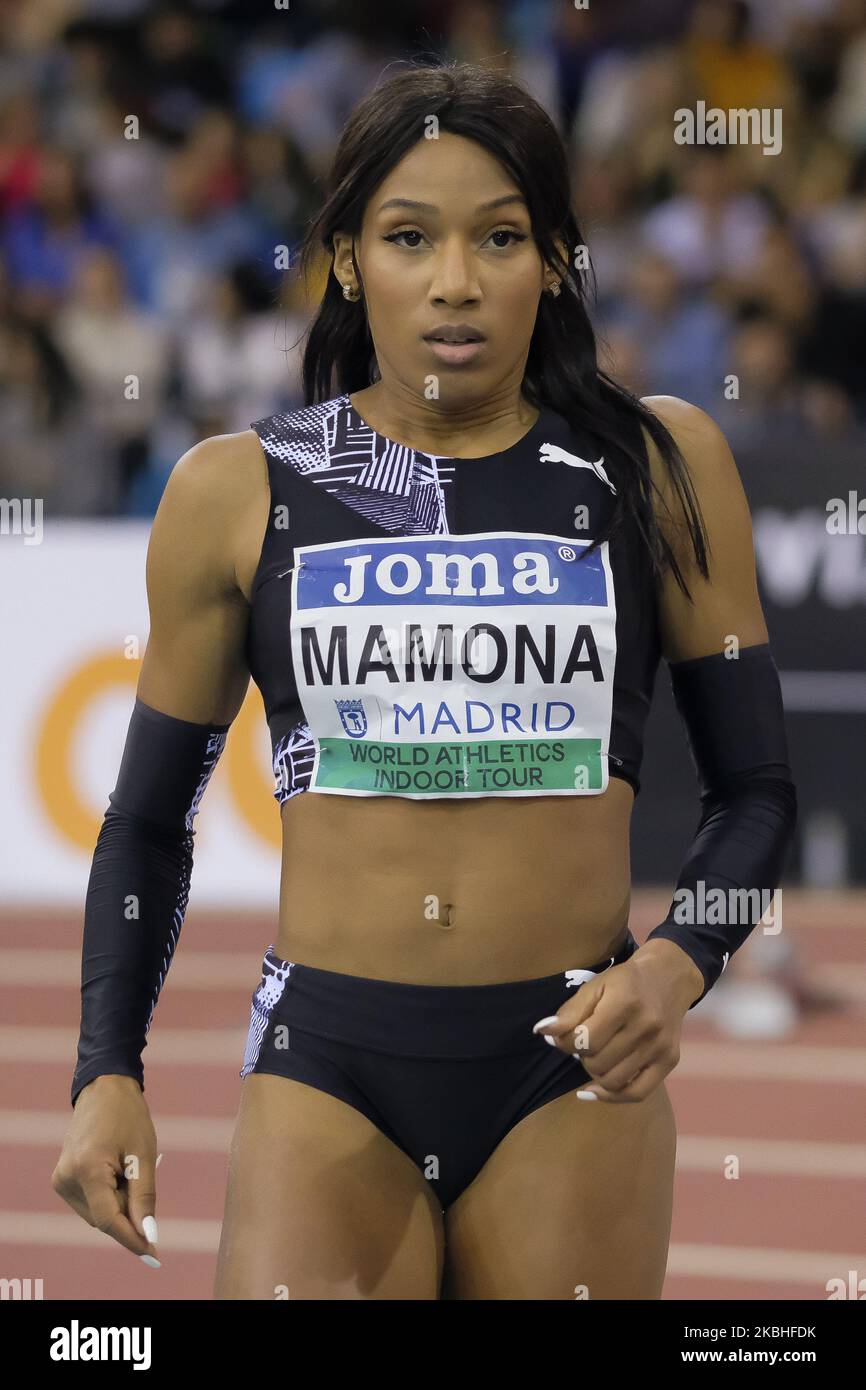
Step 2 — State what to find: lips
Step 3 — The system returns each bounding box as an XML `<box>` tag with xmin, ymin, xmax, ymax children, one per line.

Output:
<box><xmin>423</xmin><ymin>324</ymin><xmax>486</xmax><ymax>344</ymax></box>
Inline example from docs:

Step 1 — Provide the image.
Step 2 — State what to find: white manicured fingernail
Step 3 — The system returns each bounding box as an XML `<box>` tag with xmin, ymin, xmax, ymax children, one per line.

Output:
<box><xmin>155</xmin><ymin>1153</ymin><xmax>163</xmax><ymax>1169</ymax></box>
<box><xmin>576</xmin><ymin>1090</ymin><xmax>597</xmax><ymax>1101</ymax></box>
<box><xmin>139</xmin><ymin>1254</ymin><xmax>161</xmax><ymax>1268</ymax></box>
<box><xmin>142</xmin><ymin>1215</ymin><xmax>158</xmax><ymax>1244</ymax></box>
<box><xmin>532</xmin><ymin>1015</ymin><xmax>560</xmax><ymax>1033</ymax></box>
<box><xmin>543</xmin><ymin>1034</ymin><xmax>557</xmax><ymax>1046</ymax></box>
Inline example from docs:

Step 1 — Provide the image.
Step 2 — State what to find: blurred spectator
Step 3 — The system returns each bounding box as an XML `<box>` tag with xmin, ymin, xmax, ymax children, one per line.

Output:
<box><xmin>236</xmin><ymin>25</ymin><xmax>390</xmax><ymax>178</ymax></box>
<box><xmin>0</xmin><ymin>315</ymin><xmax>118</xmax><ymax>514</ymax></box>
<box><xmin>720</xmin><ymin>223</ymin><xmax>817</xmax><ymax>333</ymax></box>
<box><xmin>680</xmin><ymin>0</ymin><xmax>794</xmax><ymax>112</ymax></box>
<box><xmin>53</xmin><ymin>247</ymin><xmax>170</xmax><ymax>494</ymax></box>
<box><xmin>120</xmin><ymin>136</ymin><xmax>273</xmax><ymax>325</ymax></box>
<box><xmin>175</xmin><ymin>259</ymin><xmax>304</xmax><ymax>431</ymax></box>
<box><xmin>0</xmin><ymin>92</ymin><xmax>41</xmax><ymax>215</ymax></box>
<box><xmin>798</xmin><ymin>253</ymin><xmax>866</xmax><ymax>415</ymax></box>
<box><xmin>446</xmin><ymin>0</ymin><xmax>511</xmax><ymax>68</ymax></box>
<box><xmin>2</xmin><ymin>146</ymin><xmax>120</xmax><ymax>320</ymax></box>
<box><xmin>595</xmin><ymin>322</ymin><xmax>646</xmax><ymax>401</ymax></box>
<box><xmin>573</xmin><ymin>151</ymin><xmax>644</xmax><ymax>311</ymax></box>
<box><xmin>827</xmin><ymin>2</ymin><xmax>866</xmax><ymax>147</ymax></box>
<box><xmin>83</xmin><ymin>97</ymin><xmax>170</xmax><ymax>230</ymax></box>
<box><xmin>240</xmin><ymin>124</ymin><xmax>319</xmax><ymax>250</ymax></box>
<box><xmin>573</xmin><ymin>42</ymin><xmax>692</xmax><ymax>181</ymax></box>
<box><xmin>48</xmin><ymin>17</ymin><xmax>124</xmax><ymax>154</ymax></box>
<box><xmin>640</xmin><ymin>146</ymin><xmax>773</xmax><ymax>290</ymax></box>
<box><xmin>445</xmin><ymin>0</ymin><xmax>560</xmax><ymax>116</ymax></box>
<box><xmin>138</xmin><ymin>4</ymin><xmax>233</xmax><ymax>144</ymax></box>
<box><xmin>598</xmin><ymin>251</ymin><xmax>731</xmax><ymax>411</ymax></box>
<box><xmin>719</xmin><ymin>308</ymin><xmax>857</xmax><ymax>446</ymax></box>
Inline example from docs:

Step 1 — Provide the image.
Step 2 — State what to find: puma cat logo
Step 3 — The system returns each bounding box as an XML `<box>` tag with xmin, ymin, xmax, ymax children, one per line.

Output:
<box><xmin>564</xmin><ymin>955</ymin><xmax>615</xmax><ymax>988</ymax></box>
<box><xmin>565</xmin><ymin>967</ymin><xmax>596</xmax><ymax>988</ymax></box>
<box><xmin>539</xmin><ymin>443</ymin><xmax>617</xmax><ymax>495</ymax></box>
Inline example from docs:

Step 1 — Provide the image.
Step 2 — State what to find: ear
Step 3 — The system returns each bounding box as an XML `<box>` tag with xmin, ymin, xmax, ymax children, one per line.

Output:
<box><xmin>539</xmin><ymin>235</ymin><xmax>570</xmax><ymax>296</ymax></box>
<box><xmin>332</xmin><ymin>231</ymin><xmax>358</xmax><ymax>295</ymax></box>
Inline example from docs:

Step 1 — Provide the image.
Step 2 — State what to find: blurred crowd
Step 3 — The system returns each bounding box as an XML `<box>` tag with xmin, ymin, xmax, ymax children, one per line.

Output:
<box><xmin>2</xmin><ymin>0</ymin><xmax>866</xmax><ymax>516</ymax></box>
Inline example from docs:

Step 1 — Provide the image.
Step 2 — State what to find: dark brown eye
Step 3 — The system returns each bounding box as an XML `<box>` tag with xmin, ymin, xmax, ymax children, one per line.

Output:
<box><xmin>488</xmin><ymin>230</ymin><xmax>527</xmax><ymax>248</ymax></box>
<box><xmin>383</xmin><ymin>230</ymin><xmax>424</xmax><ymax>248</ymax></box>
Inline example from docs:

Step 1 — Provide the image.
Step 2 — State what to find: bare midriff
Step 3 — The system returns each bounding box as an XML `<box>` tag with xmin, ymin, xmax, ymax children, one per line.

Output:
<box><xmin>271</xmin><ymin>777</ymin><xmax>634</xmax><ymax>984</ymax></box>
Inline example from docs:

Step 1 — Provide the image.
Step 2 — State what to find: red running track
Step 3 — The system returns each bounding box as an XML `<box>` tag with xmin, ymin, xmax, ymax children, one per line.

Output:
<box><xmin>1</xmin><ymin>891</ymin><xmax>864</xmax><ymax>1301</ymax></box>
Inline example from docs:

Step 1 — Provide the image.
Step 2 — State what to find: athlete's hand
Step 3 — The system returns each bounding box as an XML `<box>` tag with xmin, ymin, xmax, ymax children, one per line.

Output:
<box><xmin>532</xmin><ymin>939</ymin><xmax>704</xmax><ymax>1102</ymax></box>
<box><xmin>51</xmin><ymin>1075</ymin><xmax>161</xmax><ymax>1265</ymax></box>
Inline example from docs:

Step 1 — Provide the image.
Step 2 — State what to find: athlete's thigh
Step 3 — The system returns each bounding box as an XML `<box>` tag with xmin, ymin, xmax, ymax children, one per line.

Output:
<box><xmin>442</xmin><ymin>1082</ymin><xmax>677</xmax><ymax>1300</ymax></box>
<box><xmin>214</xmin><ymin>1073</ymin><xmax>445</xmax><ymax>1299</ymax></box>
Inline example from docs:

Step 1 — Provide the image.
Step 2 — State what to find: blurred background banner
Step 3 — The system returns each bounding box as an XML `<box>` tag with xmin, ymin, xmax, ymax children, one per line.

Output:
<box><xmin>633</xmin><ymin>419</ymin><xmax>866</xmax><ymax>887</ymax></box>
<box><xmin>0</xmin><ymin>525</ymin><xmax>281</xmax><ymax>905</ymax></box>
<box><xmin>2</xmin><ymin>0</ymin><xmax>865</xmax><ymax>1305</ymax></box>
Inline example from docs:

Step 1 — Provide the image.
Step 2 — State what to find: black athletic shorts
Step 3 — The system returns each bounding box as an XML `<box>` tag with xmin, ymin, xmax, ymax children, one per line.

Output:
<box><xmin>240</xmin><ymin>930</ymin><xmax>639</xmax><ymax>1210</ymax></box>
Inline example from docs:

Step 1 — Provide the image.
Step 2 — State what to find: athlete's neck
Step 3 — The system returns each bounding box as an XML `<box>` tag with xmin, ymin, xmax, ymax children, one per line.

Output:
<box><xmin>349</xmin><ymin>383</ymin><xmax>539</xmax><ymax>459</ymax></box>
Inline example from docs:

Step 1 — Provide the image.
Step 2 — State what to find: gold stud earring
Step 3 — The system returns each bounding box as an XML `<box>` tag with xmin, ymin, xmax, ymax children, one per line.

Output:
<box><xmin>342</xmin><ymin>284</ymin><xmax>360</xmax><ymax>301</ymax></box>
<box><xmin>547</xmin><ymin>281</ymin><xmax>561</xmax><ymax>297</ymax></box>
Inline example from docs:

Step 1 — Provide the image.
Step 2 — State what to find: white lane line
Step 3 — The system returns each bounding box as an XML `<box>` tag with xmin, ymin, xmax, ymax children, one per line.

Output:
<box><xmin>3</xmin><ymin>1112</ymin><xmax>866</xmax><ymax>1177</ymax></box>
<box><xmin>0</xmin><ymin>949</ymin><xmax>262</xmax><ymax>988</ymax></box>
<box><xmin>675</xmin><ymin>1042</ymin><xmax>866</xmax><ymax>1083</ymax></box>
<box><xmin>0</xmin><ymin>1111</ymin><xmax>234</xmax><ymax>1150</ymax></box>
<box><xmin>4</xmin><ymin>949</ymin><xmax>866</xmax><ymax>1012</ymax></box>
<box><xmin>674</xmin><ymin>1135</ymin><xmax>866</xmax><ymax>1178</ymax></box>
<box><xmin>666</xmin><ymin>1242</ymin><xmax>866</xmax><ymax>1284</ymax></box>
<box><xmin>0</xmin><ymin>1210</ymin><xmax>220</xmax><ymax>1253</ymax></box>
<box><xmin>3</xmin><ymin>1028</ymin><xmax>866</xmax><ymax>1083</ymax></box>
<box><xmin>1</xmin><ymin>1210</ymin><xmax>863</xmax><ymax>1285</ymax></box>
<box><xmin>631</xmin><ymin>891</ymin><xmax>866</xmax><ymax>930</ymax></box>
<box><xmin>0</xmin><ymin>1027</ymin><xmax>245</xmax><ymax>1064</ymax></box>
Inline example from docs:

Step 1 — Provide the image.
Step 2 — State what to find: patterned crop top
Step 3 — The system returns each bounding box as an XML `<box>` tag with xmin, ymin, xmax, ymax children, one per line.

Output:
<box><xmin>245</xmin><ymin>392</ymin><xmax>662</xmax><ymax>805</ymax></box>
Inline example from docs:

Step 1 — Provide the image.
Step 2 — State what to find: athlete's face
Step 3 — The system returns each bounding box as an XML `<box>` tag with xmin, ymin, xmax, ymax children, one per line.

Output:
<box><xmin>332</xmin><ymin>132</ymin><xmax>555</xmax><ymax>409</ymax></box>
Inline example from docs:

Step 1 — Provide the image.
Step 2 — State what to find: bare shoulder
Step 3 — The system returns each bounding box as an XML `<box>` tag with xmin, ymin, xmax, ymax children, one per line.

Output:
<box><xmin>138</xmin><ymin>429</ymin><xmax>267</xmax><ymax>720</ymax></box>
<box><xmin>639</xmin><ymin>394</ymin><xmax>739</xmax><ymax>490</ymax></box>
<box><xmin>640</xmin><ymin>393</ymin><xmax>716</xmax><ymax>436</ymax></box>
<box><xmin>638</xmin><ymin>394</ymin><xmax>750</xmax><ymax>557</ymax></box>
<box><xmin>151</xmin><ymin>428</ymin><xmax>269</xmax><ymax>601</ymax></box>
<box><xmin>161</xmin><ymin>427</ymin><xmax>267</xmax><ymax>518</ymax></box>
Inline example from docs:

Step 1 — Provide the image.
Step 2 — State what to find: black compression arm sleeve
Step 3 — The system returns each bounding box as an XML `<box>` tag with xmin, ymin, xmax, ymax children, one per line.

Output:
<box><xmin>71</xmin><ymin>699</ymin><xmax>229</xmax><ymax>1107</ymax></box>
<box><xmin>646</xmin><ymin>643</ymin><xmax>798</xmax><ymax>1006</ymax></box>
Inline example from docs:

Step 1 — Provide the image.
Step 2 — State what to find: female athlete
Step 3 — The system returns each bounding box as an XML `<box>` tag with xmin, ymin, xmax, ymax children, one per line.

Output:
<box><xmin>52</xmin><ymin>62</ymin><xmax>796</xmax><ymax>1300</ymax></box>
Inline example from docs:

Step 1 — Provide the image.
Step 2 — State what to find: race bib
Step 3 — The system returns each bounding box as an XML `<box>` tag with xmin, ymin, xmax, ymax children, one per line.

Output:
<box><xmin>290</xmin><ymin>531</ymin><xmax>617</xmax><ymax>798</ymax></box>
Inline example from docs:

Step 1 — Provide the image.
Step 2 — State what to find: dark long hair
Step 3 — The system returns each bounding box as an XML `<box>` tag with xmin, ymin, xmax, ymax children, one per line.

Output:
<box><xmin>297</xmin><ymin>61</ymin><xmax>709</xmax><ymax>595</ymax></box>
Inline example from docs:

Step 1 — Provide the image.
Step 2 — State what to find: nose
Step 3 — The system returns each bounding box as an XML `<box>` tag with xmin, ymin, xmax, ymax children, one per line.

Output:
<box><xmin>427</xmin><ymin>235</ymin><xmax>482</xmax><ymax>307</ymax></box>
